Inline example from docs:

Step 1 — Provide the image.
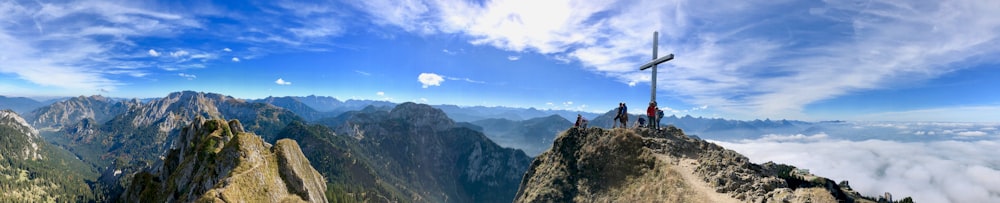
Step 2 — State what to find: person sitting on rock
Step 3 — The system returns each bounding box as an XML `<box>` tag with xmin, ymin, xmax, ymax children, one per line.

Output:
<box><xmin>637</xmin><ymin>116</ymin><xmax>646</xmax><ymax>128</ymax></box>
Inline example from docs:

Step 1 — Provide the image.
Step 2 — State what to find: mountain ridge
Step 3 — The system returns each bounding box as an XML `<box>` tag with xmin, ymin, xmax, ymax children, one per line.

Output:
<box><xmin>122</xmin><ymin>117</ymin><xmax>327</xmax><ymax>202</ymax></box>
<box><xmin>514</xmin><ymin>126</ymin><xmax>910</xmax><ymax>202</ymax></box>
<box><xmin>314</xmin><ymin>102</ymin><xmax>532</xmax><ymax>203</ymax></box>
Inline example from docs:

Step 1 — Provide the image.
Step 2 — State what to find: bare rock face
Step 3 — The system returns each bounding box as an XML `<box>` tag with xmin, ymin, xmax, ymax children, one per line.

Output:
<box><xmin>121</xmin><ymin>117</ymin><xmax>327</xmax><ymax>203</ymax></box>
<box><xmin>274</xmin><ymin>139</ymin><xmax>327</xmax><ymax>202</ymax></box>
<box><xmin>514</xmin><ymin>126</ymin><xmax>897</xmax><ymax>203</ymax></box>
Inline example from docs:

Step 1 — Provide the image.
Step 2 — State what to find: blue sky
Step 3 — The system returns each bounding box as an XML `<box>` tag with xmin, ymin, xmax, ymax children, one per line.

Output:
<box><xmin>0</xmin><ymin>0</ymin><xmax>998</xmax><ymax>122</ymax></box>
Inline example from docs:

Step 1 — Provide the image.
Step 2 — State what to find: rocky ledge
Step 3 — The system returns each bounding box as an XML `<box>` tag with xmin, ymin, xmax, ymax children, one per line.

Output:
<box><xmin>121</xmin><ymin>117</ymin><xmax>327</xmax><ymax>202</ymax></box>
<box><xmin>514</xmin><ymin>126</ymin><xmax>909</xmax><ymax>203</ymax></box>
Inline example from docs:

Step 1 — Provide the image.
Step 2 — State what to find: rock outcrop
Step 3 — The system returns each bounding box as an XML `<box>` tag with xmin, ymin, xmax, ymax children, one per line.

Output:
<box><xmin>121</xmin><ymin>117</ymin><xmax>326</xmax><ymax>203</ymax></box>
<box><xmin>515</xmin><ymin>126</ymin><xmax>897</xmax><ymax>203</ymax></box>
<box><xmin>34</xmin><ymin>91</ymin><xmax>305</xmax><ymax>200</ymax></box>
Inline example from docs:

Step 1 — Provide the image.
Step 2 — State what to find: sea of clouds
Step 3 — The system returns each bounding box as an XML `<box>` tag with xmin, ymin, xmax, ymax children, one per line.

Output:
<box><xmin>709</xmin><ymin>122</ymin><xmax>1000</xmax><ymax>203</ymax></box>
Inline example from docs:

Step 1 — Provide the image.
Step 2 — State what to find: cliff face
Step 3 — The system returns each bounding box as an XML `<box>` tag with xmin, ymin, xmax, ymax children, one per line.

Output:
<box><xmin>515</xmin><ymin>127</ymin><xmax>890</xmax><ymax>203</ymax></box>
<box><xmin>121</xmin><ymin>117</ymin><xmax>326</xmax><ymax>202</ymax></box>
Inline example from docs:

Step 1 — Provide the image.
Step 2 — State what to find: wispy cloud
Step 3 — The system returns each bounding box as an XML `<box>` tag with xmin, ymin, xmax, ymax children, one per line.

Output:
<box><xmin>442</xmin><ymin>49</ymin><xmax>460</xmax><ymax>55</ymax></box>
<box><xmin>0</xmin><ymin>0</ymin><xmax>356</xmax><ymax>95</ymax></box>
<box><xmin>355</xmin><ymin>70</ymin><xmax>371</xmax><ymax>76</ymax></box>
<box><xmin>231</xmin><ymin>57</ymin><xmax>240</xmax><ymax>62</ymax></box>
<box><xmin>507</xmin><ymin>55</ymin><xmax>520</xmax><ymax>61</ymax></box>
<box><xmin>445</xmin><ymin>76</ymin><xmax>485</xmax><ymax>84</ymax></box>
<box><xmin>417</xmin><ymin>72</ymin><xmax>484</xmax><ymax>88</ymax></box>
<box><xmin>170</xmin><ymin>50</ymin><xmax>189</xmax><ymax>58</ymax></box>
<box><xmin>350</xmin><ymin>0</ymin><xmax>1000</xmax><ymax>119</ymax></box>
<box><xmin>0</xmin><ymin>1</ymin><xmax>202</xmax><ymax>94</ymax></box>
<box><xmin>178</xmin><ymin>73</ymin><xmax>197</xmax><ymax>80</ymax></box>
<box><xmin>275</xmin><ymin>78</ymin><xmax>292</xmax><ymax>85</ymax></box>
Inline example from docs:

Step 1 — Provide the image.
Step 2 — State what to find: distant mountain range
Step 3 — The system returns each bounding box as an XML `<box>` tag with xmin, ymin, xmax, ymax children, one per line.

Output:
<box><xmin>10</xmin><ymin>92</ymin><xmax>534</xmax><ymax>202</ymax></box>
<box><xmin>0</xmin><ymin>96</ymin><xmax>47</xmax><ymax>115</ymax></box>
<box><xmin>588</xmin><ymin>108</ymin><xmax>815</xmax><ymax>140</ymax></box>
<box><xmin>471</xmin><ymin>115</ymin><xmax>572</xmax><ymax>156</ymax></box>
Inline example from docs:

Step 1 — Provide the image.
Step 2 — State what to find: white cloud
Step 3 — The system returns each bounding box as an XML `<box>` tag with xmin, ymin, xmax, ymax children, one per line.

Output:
<box><xmin>507</xmin><ymin>55</ymin><xmax>520</xmax><ymax>61</ymax></box>
<box><xmin>376</xmin><ymin>91</ymin><xmax>385</xmax><ymax>96</ymax></box>
<box><xmin>231</xmin><ymin>57</ymin><xmax>240</xmax><ymax>62</ymax></box>
<box><xmin>956</xmin><ymin>131</ymin><xmax>988</xmax><ymax>137</ymax></box>
<box><xmin>546</xmin><ymin>102</ymin><xmax>554</xmax><ymax>106</ymax></box>
<box><xmin>753</xmin><ymin>133</ymin><xmax>829</xmax><ymax>142</ymax></box>
<box><xmin>628</xmin><ymin>80</ymin><xmax>637</xmax><ymax>87</ymax></box>
<box><xmin>419</xmin><ymin>97</ymin><xmax>428</xmax><ymax>102</ymax></box>
<box><xmin>177</xmin><ymin>73</ymin><xmax>196</xmax><ymax>80</ymax></box>
<box><xmin>148</xmin><ymin>49</ymin><xmax>161</xmax><ymax>57</ymax></box>
<box><xmin>274</xmin><ymin>78</ymin><xmax>291</xmax><ymax>85</ymax></box>
<box><xmin>562</xmin><ymin>101</ymin><xmax>573</xmax><ymax>106</ymax></box>
<box><xmin>355</xmin><ymin>70</ymin><xmax>371</xmax><ymax>76</ymax></box>
<box><xmin>418</xmin><ymin>73</ymin><xmax>445</xmax><ymax>88</ymax></box>
<box><xmin>223</xmin><ymin>48</ymin><xmax>232</xmax><ymax>52</ymax></box>
<box><xmin>170</xmin><ymin>50</ymin><xmax>189</xmax><ymax>58</ymax></box>
<box><xmin>442</xmin><ymin>49</ymin><xmax>458</xmax><ymax>55</ymax></box>
<box><xmin>445</xmin><ymin>76</ymin><xmax>485</xmax><ymax>84</ymax></box>
<box><xmin>713</xmin><ymin>138</ymin><xmax>1000</xmax><ymax>203</ymax></box>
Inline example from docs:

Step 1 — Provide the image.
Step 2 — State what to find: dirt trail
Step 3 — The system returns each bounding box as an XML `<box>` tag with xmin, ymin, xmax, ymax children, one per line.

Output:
<box><xmin>655</xmin><ymin>154</ymin><xmax>741</xmax><ymax>203</ymax></box>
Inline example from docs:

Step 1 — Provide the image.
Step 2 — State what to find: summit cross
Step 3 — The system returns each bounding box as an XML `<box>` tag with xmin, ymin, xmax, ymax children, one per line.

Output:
<box><xmin>639</xmin><ymin>31</ymin><xmax>675</xmax><ymax>104</ymax></box>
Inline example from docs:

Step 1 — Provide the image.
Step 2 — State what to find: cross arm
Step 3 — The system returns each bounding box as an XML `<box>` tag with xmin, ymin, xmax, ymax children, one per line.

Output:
<box><xmin>639</xmin><ymin>54</ymin><xmax>674</xmax><ymax>70</ymax></box>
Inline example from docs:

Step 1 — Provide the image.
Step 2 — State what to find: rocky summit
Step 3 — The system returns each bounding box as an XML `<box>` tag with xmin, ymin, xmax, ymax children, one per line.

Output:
<box><xmin>514</xmin><ymin>126</ymin><xmax>902</xmax><ymax>203</ymax></box>
<box><xmin>121</xmin><ymin>117</ymin><xmax>326</xmax><ymax>202</ymax></box>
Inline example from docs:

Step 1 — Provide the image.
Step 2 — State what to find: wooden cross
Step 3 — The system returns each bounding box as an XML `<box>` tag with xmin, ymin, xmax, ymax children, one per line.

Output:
<box><xmin>639</xmin><ymin>31</ymin><xmax>674</xmax><ymax>103</ymax></box>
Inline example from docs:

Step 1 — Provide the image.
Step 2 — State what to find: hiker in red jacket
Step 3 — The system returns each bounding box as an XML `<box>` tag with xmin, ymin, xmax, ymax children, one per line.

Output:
<box><xmin>647</xmin><ymin>102</ymin><xmax>657</xmax><ymax>130</ymax></box>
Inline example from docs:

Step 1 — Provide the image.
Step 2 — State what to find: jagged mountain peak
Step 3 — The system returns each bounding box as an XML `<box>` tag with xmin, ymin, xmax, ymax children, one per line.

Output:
<box><xmin>26</xmin><ymin>94</ymin><xmax>136</xmax><ymax>130</ymax></box>
<box><xmin>515</xmin><ymin>127</ymin><xmax>895</xmax><ymax>203</ymax></box>
<box><xmin>123</xmin><ymin>117</ymin><xmax>326</xmax><ymax>202</ymax></box>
